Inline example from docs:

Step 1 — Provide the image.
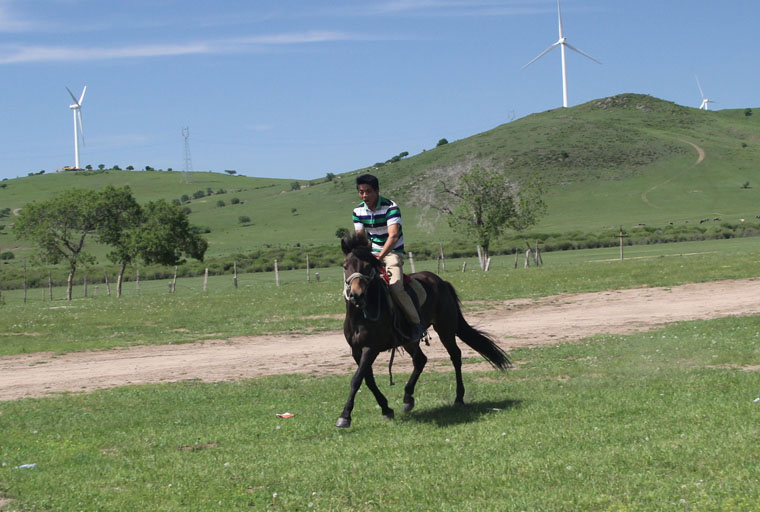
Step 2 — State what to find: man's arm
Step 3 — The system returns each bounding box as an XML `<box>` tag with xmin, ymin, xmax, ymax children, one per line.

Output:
<box><xmin>376</xmin><ymin>223</ymin><xmax>400</xmax><ymax>260</ymax></box>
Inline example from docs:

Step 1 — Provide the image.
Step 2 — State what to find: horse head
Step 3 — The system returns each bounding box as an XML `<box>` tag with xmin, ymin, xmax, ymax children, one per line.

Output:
<box><xmin>341</xmin><ymin>233</ymin><xmax>382</xmax><ymax>308</ymax></box>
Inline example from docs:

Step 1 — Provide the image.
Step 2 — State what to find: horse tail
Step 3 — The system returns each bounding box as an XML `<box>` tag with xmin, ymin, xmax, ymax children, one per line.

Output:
<box><xmin>444</xmin><ymin>281</ymin><xmax>512</xmax><ymax>370</ymax></box>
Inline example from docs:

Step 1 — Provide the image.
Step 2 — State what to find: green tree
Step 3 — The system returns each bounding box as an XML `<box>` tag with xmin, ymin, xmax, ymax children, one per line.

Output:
<box><xmin>136</xmin><ymin>200</ymin><xmax>208</xmax><ymax>268</ymax></box>
<box><xmin>436</xmin><ymin>138</ymin><xmax>449</xmax><ymax>147</ymax></box>
<box><xmin>290</xmin><ymin>181</ymin><xmax>301</xmax><ymax>191</ymax></box>
<box><xmin>225</xmin><ymin>170</ymin><xmax>237</xmax><ymax>175</ymax></box>
<box><xmin>12</xmin><ymin>188</ymin><xmax>102</xmax><ymax>300</ymax></box>
<box><xmin>438</xmin><ymin>165</ymin><xmax>545</xmax><ymax>262</ymax></box>
<box><xmin>96</xmin><ymin>186</ymin><xmax>143</xmax><ymax>297</ymax></box>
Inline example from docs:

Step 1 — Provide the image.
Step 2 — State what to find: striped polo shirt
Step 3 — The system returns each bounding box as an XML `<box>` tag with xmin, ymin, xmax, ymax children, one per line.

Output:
<box><xmin>352</xmin><ymin>196</ymin><xmax>405</xmax><ymax>254</ymax></box>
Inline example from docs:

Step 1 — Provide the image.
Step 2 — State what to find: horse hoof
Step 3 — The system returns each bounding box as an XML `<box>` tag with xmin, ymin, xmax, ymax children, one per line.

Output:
<box><xmin>382</xmin><ymin>409</ymin><xmax>395</xmax><ymax>420</ymax></box>
<box><xmin>335</xmin><ymin>417</ymin><xmax>351</xmax><ymax>428</ymax></box>
<box><xmin>403</xmin><ymin>399</ymin><xmax>415</xmax><ymax>412</ymax></box>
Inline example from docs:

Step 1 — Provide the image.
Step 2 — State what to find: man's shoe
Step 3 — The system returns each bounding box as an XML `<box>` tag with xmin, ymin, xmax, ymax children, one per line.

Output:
<box><xmin>408</xmin><ymin>322</ymin><xmax>425</xmax><ymax>341</ymax></box>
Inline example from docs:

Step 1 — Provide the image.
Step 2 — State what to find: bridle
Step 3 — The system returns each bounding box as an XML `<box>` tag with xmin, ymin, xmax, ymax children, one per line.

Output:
<box><xmin>343</xmin><ymin>266</ymin><xmax>377</xmax><ymax>301</ymax></box>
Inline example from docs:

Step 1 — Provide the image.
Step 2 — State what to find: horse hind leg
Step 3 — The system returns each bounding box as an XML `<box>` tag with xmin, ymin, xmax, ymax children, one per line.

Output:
<box><xmin>402</xmin><ymin>343</ymin><xmax>427</xmax><ymax>412</ymax></box>
<box><xmin>438</xmin><ymin>331</ymin><xmax>465</xmax><ymax>406</ymax></box>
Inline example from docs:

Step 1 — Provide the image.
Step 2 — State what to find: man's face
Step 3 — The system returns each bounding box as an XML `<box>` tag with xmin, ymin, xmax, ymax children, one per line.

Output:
<box><xmin>357</xmin><ymin>183</ymin><xmax>379</xmax><ymax>209</ymax></box>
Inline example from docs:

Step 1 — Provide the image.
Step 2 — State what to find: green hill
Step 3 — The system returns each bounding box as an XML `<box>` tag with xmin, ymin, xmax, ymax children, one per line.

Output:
<box><xmin>1</xmin><ymin>93</ymin><xmax>759</xmax><ymax>284</ymax></box>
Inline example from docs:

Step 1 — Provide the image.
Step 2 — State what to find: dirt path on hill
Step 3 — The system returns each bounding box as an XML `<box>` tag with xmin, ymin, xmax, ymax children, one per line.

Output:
<box><xmin>2</xmin><ymin>278</ymin><xmax>760</xmax><ymax>401</ymax></box>
<box><xmin>641</xmin><ymin>139</ymin><xmax>705</xmax><ymax>207</ymax></box>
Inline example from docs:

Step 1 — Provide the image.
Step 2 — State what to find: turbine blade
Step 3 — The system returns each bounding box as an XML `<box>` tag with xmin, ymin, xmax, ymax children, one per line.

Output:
<box><xmin>523</xmin><ymin>42</ymin><xmax>559</xmax><ymax>69</ymax></box>
<box><xmin>78</xmin><ymin>85</ymin><xmax>87</xmax><ymax>105</ymax></box>
<box><xmin>695</xmin><ymin>75</ymin><xmax>705</xmax><ymax>99</ymax></box>
<box><xmin>66</xmin><ymin>86</ymin><xmax>79</xmax><ymax>104</ymax></box>
<box><xmin>77</xmin><ymin>110</ymin><xmax>85</xmax><ymax>146</ymax></box>
<box><xmin>557</xmin><ymin>0</ymin><xmax>564</xmax><ymax>38</ymax></box>
<box><xmin>564</xmin><ymin>42</ymin><xmax>602</xmax><ymax>64</ymax></box>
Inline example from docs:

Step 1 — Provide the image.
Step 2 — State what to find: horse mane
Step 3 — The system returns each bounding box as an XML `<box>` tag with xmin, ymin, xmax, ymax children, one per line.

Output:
<box><xmin>342</xmin><ymin>233</ymin><xmax>382</xmax><ymax>270</ymax></box>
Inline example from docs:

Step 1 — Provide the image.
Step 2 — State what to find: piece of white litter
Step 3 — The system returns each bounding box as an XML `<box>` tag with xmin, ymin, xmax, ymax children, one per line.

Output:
<box><xmin>753</xmin><ymin>398</ymin><xmax>760</xmax><ymax>403</ymax></box>
<box><xmin>15</xmin><ymin>464</ymin><xmax>37</xmax><ymax>469</ymax></box>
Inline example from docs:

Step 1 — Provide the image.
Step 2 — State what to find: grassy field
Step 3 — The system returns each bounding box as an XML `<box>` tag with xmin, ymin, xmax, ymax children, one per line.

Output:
<box><xmin>2</xmin><ymin>94</ymin><xmax>759</xmax><ymax>275</ymax></box>
<box><xmin>2</xmin><ymin>95</ymin><xmax>760</xmax><ymax>509</ymax></box>
<box><xmin>1</xmin><ymin>236</ymin><xmax>760</xmax><ymax>356</ymax></box>
<box><xmin>1</xmin><ymin>315</ymin><xmax>758</xmax><ymax>510</ymax></box>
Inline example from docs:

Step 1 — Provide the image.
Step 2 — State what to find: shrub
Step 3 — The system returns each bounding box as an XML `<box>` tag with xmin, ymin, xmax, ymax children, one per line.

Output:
<box><xmin>0</xmin><ymin>251</ymin><xmax>14</xmax><ymax>260</ymax></box>
<box><xmin>230</xmin><ymin>197</ymin><xmax>240</xmax><ymax>205</ymax></box>
<box><xmin>238</xmin><ymin>216</ymin><xmax>251</xmax><ymax>224</ymax></box>
<box><xmin>216</xmin><ymin>200</ymin><xmax>226</xmax><ymax>207</ymax></box>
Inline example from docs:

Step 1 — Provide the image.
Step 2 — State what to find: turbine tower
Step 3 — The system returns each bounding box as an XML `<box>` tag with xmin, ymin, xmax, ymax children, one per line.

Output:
<box><xmin>695</xmin><ymin>75</ymin><xmax>713</xmax><ymax>110</ymax></box>
<box><xmin>182</xmin><ymin>126</ymin><xmax>193</xmax><ymax>184</ymax></box>
<box><xmin>523</xmin><ymin>0</ymin><xmax>601</xmax><ymax>108</ymax></box>
<box><xmin>66</xmin><ymin>86</ymin><xmax>86</xmax><ymax>169</ymax></box>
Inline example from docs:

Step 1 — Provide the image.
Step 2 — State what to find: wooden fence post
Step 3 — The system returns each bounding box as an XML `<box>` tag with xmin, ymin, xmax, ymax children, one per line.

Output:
<box><xmin>462</xmin><ymin>261</ymin><xmax>467</xmax><ymax>272</ymax></box>
<box><xmin>136</xmin><ymin>269</ymin><xmax>140</xmax><ymax>296</ymax></box>
<box><xmin>514</xmin><ymin>249</ymin><xmax>519</xmax><ymax>269</ymax></box>
<box><xmin>104</xmin><ymin>270</ymin><xmax>111</xmax><ymax>296</ymax></box>
<box><xmin>23</xmin><ymin>258</ymin><xmax>27</xmax><ymax>304</ymax></box>
<box><xmin>439</xmin><ymin>243</ymin><xmax>446</xmax><ymax>272</ymax></box>
<box><xmin>172</xmin><ymin>266</ymin><xmax>178</xmax><ymax>292</ymax></box>
<box><xmin>233</xmin><ymin>261</ymin><xmax>238</xmax><ymax>289</ymax></box>
<box><xmin>524</xmin><ymin>249</ymin><xmax>531</xmax><ymax>268</ymax></box>
<box><xmin>274</xmin><ymin>260</ymin><xmax>280</xmax><ymax>286</ymax></box>
<box><xmin>408</xmin><ymin>252</ymin><xmax>415</xmax><ymax>273</ymax></box>
<box><xmin>84</xmin><ymin>274</ymin><xmax>88</xmax><ymax>298</ymax></box>
<box><xmin>203</xmin><ymin>268</ymin><xmax>209</xmax><ymax>292</ymax></box>
<box><xmin>484</xmin><ymin>257</ymin><xmax>492</xmax><ymax>272</ymax></box>
<box><xmin>619</xmin><ymin>227</ymin><xmax>628</xmax><ymax>261</ymax></box>
<box><xmin>315</xmin><ymin>272</ymin><xmax>320</xmax><ymax>283</ymax></box>
<box><xmin>476</xmin><ymin>246</ymin><xmax>484</xmax><ymax>270</ymax></box>
<box><xmin>306</xmin><ymin>254</ymin><xmax>310</xmax><ymax>282</ymax></box>
<box><xmin>48</xmin><ymin>271</ymin><xmax>53</xmax><ymax>301</ymax></box>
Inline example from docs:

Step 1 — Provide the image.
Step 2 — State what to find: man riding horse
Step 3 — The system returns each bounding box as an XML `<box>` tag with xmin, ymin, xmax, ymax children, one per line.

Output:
<box><xmin>352</xmin><ymin>173</ymin><xmax>425</xmax><ymax>341</ymax></box>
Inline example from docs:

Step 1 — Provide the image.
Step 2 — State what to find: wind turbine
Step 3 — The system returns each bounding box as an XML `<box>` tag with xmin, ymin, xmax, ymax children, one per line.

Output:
<box><xmin>695</xmin><ymin>75</ymin><xmax>713</xmax><ymax>110</ymax></box>
<box><xmin>523</xmin><ymin>0</ymin><xmax>601</xmax><ymax>108</ymax></box>
<box><xmin>66</xmin><ymin>85</ymin><xmax>86</xmax><ymax>169</ymax></box>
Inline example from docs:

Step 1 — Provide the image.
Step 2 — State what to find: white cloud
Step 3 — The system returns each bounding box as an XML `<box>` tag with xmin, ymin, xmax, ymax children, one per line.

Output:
<box><xmin>0</xmin><ymin>31</ymin><xmax>373</xmax><ymax>64</ymax></box>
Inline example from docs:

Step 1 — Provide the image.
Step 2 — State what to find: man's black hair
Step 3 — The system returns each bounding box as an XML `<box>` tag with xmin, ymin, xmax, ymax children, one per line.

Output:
<box><xmin>356</xmin><ymin>174</ymin><xmax>379</xmax><ymax>191</ymax></box>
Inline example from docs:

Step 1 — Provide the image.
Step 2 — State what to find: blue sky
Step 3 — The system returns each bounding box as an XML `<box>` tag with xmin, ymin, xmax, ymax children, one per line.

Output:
<box><xmin>1</xmin><ymin>0</ymin><xmax>757</xmax><ymax>181</ymax></box>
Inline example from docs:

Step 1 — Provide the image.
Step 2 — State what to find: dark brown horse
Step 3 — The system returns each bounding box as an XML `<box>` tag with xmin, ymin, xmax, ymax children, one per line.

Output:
<box><xmin>336</xmin><ymin>233</ymin><xmax>511</xmax><ymax>428</ymax></box>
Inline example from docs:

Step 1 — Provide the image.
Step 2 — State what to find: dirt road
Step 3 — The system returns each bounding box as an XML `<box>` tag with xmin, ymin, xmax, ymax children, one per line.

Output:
<box><xmin>2</xmin><ymin>278</ymin><xmax>759</xmax><ymax>401</ymax></box>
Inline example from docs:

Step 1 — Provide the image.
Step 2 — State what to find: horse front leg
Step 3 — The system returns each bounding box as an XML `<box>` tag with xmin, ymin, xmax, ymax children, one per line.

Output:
<box><xmin>336</xmin><ymin>346</ymin><xmax>381</xmax><ymax>428</ymax></box>
<box><xmin>363</xmin><ymin>365</ymin><xmax>394</xmax><ymax>421</ymax></box>
<box><xmin>402</xmin><ymin>342</ymin><xmax>427</xmax><ymax>412</ymax></box>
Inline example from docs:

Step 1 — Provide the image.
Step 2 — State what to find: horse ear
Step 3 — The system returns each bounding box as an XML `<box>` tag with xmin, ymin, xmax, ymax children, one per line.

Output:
<box><xmin>341</xmin><ymin>236</ymin><xmax>351</xmax><ymax>255</ymax></box>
